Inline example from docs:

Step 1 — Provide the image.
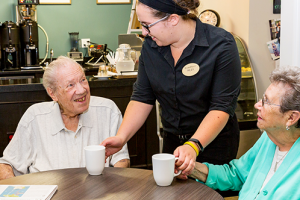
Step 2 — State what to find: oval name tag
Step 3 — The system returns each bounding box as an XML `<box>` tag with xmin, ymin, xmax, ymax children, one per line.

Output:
<box><xmin>182</xmin><ymin>63</ymin><xmax>200</xmax><ymax>76</ymax></box>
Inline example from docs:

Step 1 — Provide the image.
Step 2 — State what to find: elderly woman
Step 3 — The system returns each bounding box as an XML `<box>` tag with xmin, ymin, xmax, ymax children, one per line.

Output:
<box><xmin>185</xmin><ymin>66</ymin><xmax>300</xmax><ymax>199</ymax></box>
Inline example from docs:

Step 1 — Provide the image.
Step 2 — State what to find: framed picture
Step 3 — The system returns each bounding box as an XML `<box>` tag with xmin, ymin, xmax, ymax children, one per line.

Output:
<box><xmin>39</xmin><ymin>0</ymin><xmax>71</xmax><ymax>4</ymax></box>
<box><xmin>97</xmin><ymin>0</ymin><xmax>131</xmax><ymax>4</ymax></box>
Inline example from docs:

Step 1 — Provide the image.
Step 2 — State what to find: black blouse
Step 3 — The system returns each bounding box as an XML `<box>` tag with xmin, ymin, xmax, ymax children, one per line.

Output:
<box><xmin>131</xmin><ymin>19</ymin><xmax>241</xmax><ymax>135</ymax></box>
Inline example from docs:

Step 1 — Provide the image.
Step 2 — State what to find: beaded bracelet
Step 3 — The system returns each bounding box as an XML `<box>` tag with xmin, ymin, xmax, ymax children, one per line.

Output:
<box><xmin>184</xmin><ymin>141</ymin><xmax>199</xmax><ymax>156</ymax></box>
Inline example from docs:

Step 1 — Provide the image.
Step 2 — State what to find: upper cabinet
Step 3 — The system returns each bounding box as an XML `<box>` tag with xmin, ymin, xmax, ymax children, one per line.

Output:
<box><xmin>233</xmin><ymin>33</ymin><xmax>258</xmax><ymax>124</ymax></box>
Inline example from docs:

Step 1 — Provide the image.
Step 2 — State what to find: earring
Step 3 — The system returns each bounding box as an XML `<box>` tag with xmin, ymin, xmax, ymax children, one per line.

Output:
<box><xmin>286</xmin><ymin>125</ymin><xmax>290</xmax><ymax>130</ymax></box>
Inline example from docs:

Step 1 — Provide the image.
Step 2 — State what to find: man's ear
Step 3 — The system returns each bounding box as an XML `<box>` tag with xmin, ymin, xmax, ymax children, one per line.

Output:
<box><xmin>287</xmin><ymin>110</ymin><xmax>300</xmax><ymax>127</ymax></box>
<box><xmin>168</xmin><ymin>14</ymin><xmax>180</xmax><ymax>26</ymax></box>
<box><xmin>47</xmin><ymin>88</ymin><xmax>58</xmax><ymax>102</ymax></box>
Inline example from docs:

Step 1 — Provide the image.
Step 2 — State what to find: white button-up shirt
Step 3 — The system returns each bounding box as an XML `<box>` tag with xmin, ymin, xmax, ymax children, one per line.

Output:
<box><xmin>0</xmin><ymin>96</ymin><xmax>129</xmax><ymax>176</ymax></box>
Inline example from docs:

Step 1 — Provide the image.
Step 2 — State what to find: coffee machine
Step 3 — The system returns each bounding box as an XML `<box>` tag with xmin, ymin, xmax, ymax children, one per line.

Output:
<box><xmin>0</xmin><ymin>21</ymin><xmax>21</xmax><ymax>71</ymax></box>
<box><xmin>17</xmin><ymin>0</ymin><xmax>41</xmax><ymax>69</ymax></box>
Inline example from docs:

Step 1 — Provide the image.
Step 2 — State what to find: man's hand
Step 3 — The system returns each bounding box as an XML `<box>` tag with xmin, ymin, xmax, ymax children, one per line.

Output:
<box><xmin>100</xmin><ymin>136</ymin><xmax>125</xmax><ymax>159</ymax></box>
<box><xmin>0</xmin><ymin>164</ymin><xmax>15</xmax><ymax>180</ymax></box>
<box><xmin>173</xmin><ymin>144</ymin><xmax>197</xmax><ymax>176</ymax></box>
<box><xmin>114</xmin><ymin>159</ymin><xmax>130</xmax><ymax>168</ymax></box>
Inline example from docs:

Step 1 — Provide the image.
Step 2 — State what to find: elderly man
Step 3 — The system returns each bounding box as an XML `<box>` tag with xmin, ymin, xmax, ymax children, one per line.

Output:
<box><xmin>0</xmin><ymin>56</ymin><xmax>130</xmax><ymax>180</ymax></box>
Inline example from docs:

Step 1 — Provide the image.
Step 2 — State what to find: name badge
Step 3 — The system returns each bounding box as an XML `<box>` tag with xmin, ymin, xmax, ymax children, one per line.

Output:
<box><xmin>182</xmin><ymin>63</ymin><xmax>200</xmax><ymax>76</ymax></box>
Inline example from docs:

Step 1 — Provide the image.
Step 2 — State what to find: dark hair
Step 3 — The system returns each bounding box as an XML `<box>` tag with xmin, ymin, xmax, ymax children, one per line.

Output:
<box><xmin>173</xmin><ymin>0</ymin><xmax>200</xmax><ymax>20</ymax></box>
<box><xmin>270</xmin><ymin>66</ymin><xmax>300</xmax><ymax>128</ymax></box>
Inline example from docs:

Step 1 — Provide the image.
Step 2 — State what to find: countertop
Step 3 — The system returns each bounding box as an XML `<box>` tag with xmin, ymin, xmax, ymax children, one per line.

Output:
<box><xmin>0</xmin><ymin>65</ymin><xmax>99</xmax><ymax>77</ymax></box>
<box><xmin>0</xmin><ymin>65</ymin><xmax>137</xmax><ymax>93</ymax></box>
<box><xmin>0</xmin><ymin>76</ymin><xmax>137</xmax><ymax>93</ymax></box>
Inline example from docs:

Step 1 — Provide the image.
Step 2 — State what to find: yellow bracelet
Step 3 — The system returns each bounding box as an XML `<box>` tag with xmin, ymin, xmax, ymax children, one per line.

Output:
<box><xmin>184</xmin><ymin>141</ymin><xmax>199</xmax><ymax>156</ymax></box>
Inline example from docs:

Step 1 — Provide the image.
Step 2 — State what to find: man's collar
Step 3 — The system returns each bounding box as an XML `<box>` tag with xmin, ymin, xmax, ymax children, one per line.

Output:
<box><xmin>50</xmin><ymin>102</ymin><xmax>93</xmax><ymax>136</ymax></box>
<box><xmin>80</xmin><ymin>107</ymin><xmax>93</xmax><ymax>128</ymax></box>
<box><xmin>50</xmin><ymin>102</ymin><xmax>65</xmax><ymax>135</ymax></box>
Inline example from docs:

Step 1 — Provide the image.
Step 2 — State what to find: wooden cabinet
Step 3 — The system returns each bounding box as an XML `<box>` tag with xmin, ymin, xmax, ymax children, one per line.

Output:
<box><xmin>0</xmin><ymin>78</ymin><xmax>159</xmax><ymax>169</ymax></box>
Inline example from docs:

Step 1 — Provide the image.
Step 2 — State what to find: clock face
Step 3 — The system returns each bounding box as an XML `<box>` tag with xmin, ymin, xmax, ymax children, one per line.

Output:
<box><xmin>199</xmin><ymin>10</ymin><xmax>220</xmax><ymax>27</ymax></box>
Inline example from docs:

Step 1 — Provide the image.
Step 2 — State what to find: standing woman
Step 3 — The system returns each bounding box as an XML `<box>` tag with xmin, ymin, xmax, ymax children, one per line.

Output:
<box><xmin>102</xmin><ymin>0</ymin><xmax>241</xmax><ymax>177</ymax></box>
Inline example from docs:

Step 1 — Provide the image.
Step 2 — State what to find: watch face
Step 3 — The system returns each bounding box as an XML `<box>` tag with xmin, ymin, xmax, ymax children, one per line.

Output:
<box><xmin>199</xmin><ymin>10</ymin><xmax>220</xmax><ymax>27</ymax></box>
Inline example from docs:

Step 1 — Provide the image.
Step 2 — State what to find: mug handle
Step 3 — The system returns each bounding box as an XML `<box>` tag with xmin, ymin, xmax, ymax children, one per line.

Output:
<box><xmin>174</xmin><ymin>157</ymin><xmax>182</xmax><ymax>176</ymax></box>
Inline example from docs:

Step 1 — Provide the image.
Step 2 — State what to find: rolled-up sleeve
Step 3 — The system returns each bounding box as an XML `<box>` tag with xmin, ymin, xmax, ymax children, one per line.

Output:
<box><xmin>131</xmin><ymin>47</ymin><xmax>157</xmax><ymax>106</ymax></box>
<box><xmin>209</xmin><ymin>32</ymin><xmax>241</xmax><ymax>116</ymax></box>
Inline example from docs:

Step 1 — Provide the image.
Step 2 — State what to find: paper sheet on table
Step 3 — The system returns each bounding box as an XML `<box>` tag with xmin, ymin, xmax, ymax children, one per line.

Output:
<box><xmin>0</xmin><ymin>185</ymin><xmax>57</xmax><ymax>200</ymax></box>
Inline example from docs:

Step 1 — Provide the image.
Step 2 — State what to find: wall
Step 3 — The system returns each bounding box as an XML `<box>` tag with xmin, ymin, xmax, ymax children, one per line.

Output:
<box><xmin>0</xmin><ymin>0</ymin><xmax>132</xmax><ymax>59</ymax></box>
<box><xmin>248</xmin><ymin>0</ymin><xmax>281</xmax><ymax>98</ymax></box>
<box><xmin>199</xmin><ymin>0</ymin><xmax>249</xmax><ymax>45</ymax></box>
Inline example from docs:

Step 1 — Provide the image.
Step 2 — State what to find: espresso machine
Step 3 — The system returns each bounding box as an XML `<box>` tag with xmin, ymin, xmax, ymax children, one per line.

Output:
<box><xmin>0</xmin><ymin>21</ymin><xmax>21</xmax><ymax>71</ymax></box>
<box><xmin>17</xmin><ymin>0</ymin><xmax>41</xmax><ymax>69</ymax></box>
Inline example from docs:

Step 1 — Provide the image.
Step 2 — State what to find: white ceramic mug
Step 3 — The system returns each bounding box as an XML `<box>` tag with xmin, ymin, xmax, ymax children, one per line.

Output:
<box><xmin>84</xmin><ymin>145</ymin><xmax>105</xmax><ymax>175</ymax></box>
<box><xmin>152</xmin><ymin>153</ymin><xmax>182</xmax><ymax>186</ymax></box>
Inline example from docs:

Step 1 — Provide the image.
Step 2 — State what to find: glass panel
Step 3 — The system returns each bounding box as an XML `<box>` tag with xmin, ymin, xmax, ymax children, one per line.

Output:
<box><xmin>233</xmin><ymin>34</ymin><xmax>258</xmax><ymax>122</ymax></box>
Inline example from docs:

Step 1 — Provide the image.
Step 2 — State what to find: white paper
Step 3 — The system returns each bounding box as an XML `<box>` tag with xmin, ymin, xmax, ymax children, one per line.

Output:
<box><xmin>0</xmin><ymin>185</ymin><xmax>57</xmax><ymax>200</ymax></box>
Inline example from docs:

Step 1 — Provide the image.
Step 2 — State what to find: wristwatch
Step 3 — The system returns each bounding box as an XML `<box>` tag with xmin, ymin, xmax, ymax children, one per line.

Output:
<box><xmin>188</xmin><ymin>138</ymin><xmax>204</xmax><ymax>153</ymax></box>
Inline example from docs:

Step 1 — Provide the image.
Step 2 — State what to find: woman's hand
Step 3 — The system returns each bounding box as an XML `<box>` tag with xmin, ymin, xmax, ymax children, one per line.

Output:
<box><xmin>100</xmin><ymin>136</ymin><xmax>125</xmax><ymax>158</ymax></box>
<box><xmin>174</xmin><ymin>144</ymin><xmax>197</xmax><ymax>176</ymax></box>
<box><xmin>189</xmin><ymin>162</ymin><xmax>209</xmax><ymax>183</ymax></box>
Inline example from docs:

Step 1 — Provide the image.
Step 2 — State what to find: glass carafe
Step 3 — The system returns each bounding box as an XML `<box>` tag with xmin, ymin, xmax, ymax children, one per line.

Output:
<box><xmin>115</xmin><ymin>44</ymin><xmax>136</xmax><ymax>74</ymax></box>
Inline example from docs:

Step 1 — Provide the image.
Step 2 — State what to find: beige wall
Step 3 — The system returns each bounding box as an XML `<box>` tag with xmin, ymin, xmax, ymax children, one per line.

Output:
<box><xmin>248</xmin><ymin>0</ymin><xmax>281</xmax><ymax>98</ymax></box>
<box><xmin>198</xmin><ymin>0</ymin><xmax>249</xmax><ymax>45</ymax></box>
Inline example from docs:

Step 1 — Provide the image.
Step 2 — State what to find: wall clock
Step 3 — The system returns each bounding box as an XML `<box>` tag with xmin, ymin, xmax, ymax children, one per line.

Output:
<box><xmin>199</xmin><ymin>9</ymin><xmax>220</xmax><ymax>27</ymax></box>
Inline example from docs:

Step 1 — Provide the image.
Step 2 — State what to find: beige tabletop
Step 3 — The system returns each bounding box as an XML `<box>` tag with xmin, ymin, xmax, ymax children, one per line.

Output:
<box><xmin>0</xmin><ymin>167</ymin><xmax>224</xmax><ymax>200</ymax></box>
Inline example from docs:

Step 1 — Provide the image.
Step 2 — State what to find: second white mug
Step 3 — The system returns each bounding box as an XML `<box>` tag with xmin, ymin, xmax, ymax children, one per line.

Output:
<box><xmin>152</xmin><ymin>153</ymin><xmax>181</xmax><ymax>186</ymax></box>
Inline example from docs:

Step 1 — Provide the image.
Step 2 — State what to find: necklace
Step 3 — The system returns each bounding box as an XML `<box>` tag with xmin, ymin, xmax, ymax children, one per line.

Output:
<box><xmin>274</xmin><ymin>148</ymin><xmax>289</xmax><ymax>172</ymax></box>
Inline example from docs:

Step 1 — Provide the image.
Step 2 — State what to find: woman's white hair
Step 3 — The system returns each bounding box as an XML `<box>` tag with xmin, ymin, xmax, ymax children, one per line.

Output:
<box><xmin>42</xmin><ymin>56</ymin><xmax>84</xmax><ymax>93</ymax></box>
<box><xmin>270</xmin><ymin>66</ymin><xmax>300</xmax><ymax>127</ymax></box>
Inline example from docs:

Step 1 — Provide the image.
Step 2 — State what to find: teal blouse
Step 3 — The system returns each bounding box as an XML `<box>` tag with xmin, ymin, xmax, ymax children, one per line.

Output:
<box><xmin>205</xmin><ymin>132</ymin><xmax>300</xmax><ymax>200</ymax></box>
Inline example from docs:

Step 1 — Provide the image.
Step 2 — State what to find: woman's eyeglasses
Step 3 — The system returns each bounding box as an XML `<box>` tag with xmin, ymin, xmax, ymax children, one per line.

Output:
<box><xmin>261</xmin><ymin>94</ymin><xmax>281</xmax><ymax>107</ymax></box>
<box><xmin>139</xmin><ymin>14</ymin><xmax>170</xmax><ymax>34</ymax></box>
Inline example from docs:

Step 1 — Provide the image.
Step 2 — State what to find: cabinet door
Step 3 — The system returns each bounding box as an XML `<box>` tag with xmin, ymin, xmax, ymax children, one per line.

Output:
<box><xmin>0</xmin><ymin>90</ymin><xmax>52</xmax><ymax>157</ymax></box>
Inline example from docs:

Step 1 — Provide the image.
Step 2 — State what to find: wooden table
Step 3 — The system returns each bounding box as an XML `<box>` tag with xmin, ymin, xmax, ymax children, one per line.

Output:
<box><xmin>0</xmin><ymin>168</ymin><xmax>224</xmax><ymax>200</ymax></box>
